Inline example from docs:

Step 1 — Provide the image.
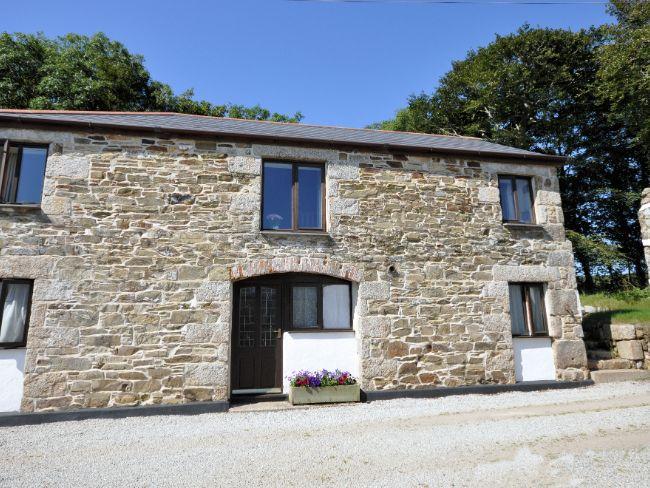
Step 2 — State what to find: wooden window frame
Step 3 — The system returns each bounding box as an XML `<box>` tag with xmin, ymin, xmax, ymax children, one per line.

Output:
<box><xmin>0</xmin><ymin>141</ymin><xmax>49</xmax><ymax>205</ymax></box>
<box><xmin>509</xmin><ymin>282</ymin><xmax>548</xmax><ymax>338</ymax></box>
<box><xmin>286</xmin><ymin>275</ymin><xmax>353</xmax><ymax>332</ymax></box>
<box><xmin>0</xmin><ymin>279</ymin><xmax>34</xmax><ymax>349</ymax></box>
<box><xmin>261</xmin><ymin>160</ymin><xmax>326</xmax><ymax>233</ymax></box>
<box><xmin>498</xmin><ymin>175</ymin><xmax>536</xmax><ymax>224</ymax></box>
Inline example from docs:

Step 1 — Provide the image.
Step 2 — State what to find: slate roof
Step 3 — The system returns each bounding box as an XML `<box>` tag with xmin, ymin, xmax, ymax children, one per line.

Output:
<box><xmin>0</xmin><ymin>110</ymin><xmax>565</xmax><ymax>164</ymax></box>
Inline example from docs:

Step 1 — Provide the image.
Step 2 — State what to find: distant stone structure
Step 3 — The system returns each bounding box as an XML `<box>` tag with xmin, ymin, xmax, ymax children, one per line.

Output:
<box><xmin>640</xmin><ymin>188</ymin><xmax>650</xmax><ymax>284</ymax></box>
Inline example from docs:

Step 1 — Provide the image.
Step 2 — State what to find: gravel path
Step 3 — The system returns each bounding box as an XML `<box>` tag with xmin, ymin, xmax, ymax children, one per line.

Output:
<box><xmin>2</xmin><ymin>382</ymin><xmax>650</xmax><ymax>487</ymax></box>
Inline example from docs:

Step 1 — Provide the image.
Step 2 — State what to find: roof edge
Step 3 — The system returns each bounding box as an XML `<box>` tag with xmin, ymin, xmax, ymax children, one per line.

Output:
<box><xmin>0</xmin><ymin>111</ymin><xmax>568</xmax><ymax>165</ymax></box>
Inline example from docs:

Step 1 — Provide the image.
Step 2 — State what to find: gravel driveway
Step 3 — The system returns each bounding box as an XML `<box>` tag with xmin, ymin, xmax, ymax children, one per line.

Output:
<box><xmin>2</xmin><ymin>382</ymin><xmax>650</xmax><ymax>487</ymax></box>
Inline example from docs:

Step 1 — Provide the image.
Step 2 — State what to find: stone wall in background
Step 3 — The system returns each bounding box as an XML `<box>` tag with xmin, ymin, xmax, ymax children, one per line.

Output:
<box><xmin>0</xmin><ymin>126</ymin><xmax>587</xmax><ymax>412</ymax></box>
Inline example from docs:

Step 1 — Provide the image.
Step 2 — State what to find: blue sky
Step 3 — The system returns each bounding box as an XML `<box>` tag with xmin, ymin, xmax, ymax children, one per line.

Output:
<box><xmin>3</xmin><ymin>0</ymin><xmax>612</xmax><ymax>127</ymax></box>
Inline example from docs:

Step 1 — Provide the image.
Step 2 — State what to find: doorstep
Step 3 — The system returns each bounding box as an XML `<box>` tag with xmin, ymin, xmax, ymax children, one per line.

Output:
<box><xmin>590</xmin><ymin>369</ymin><xmax>650</xmax><ymax>383</ymax></box>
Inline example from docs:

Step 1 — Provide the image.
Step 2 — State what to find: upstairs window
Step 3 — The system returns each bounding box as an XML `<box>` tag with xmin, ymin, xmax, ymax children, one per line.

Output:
<box><xmin>262</xmin><ymin>161</ymin><xmax>324</xmax><ymax>231</ymax></box>
<box><xmin>509</xmin><ymin>283</ymin><xmax>547</xmax><ymax>337</ymax></box>
<box><xmin>0</xmin><ymin>279</ymin><xmax>33</xmax><ymax>348</ymax></box>
<box><xmin>498</xmin><ymin>175</ymin><xmax>534</xmax><ymax>224</ymax></box>
<box><xmin>0</xmin><ymin>141</ymin><xmax>48</xmax><ymax>205</ymax></box>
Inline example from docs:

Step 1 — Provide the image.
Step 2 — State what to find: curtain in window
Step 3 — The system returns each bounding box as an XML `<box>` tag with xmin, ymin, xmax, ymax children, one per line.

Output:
<box><xmin>1</xmin><ymin>147</ymin><xmax>19</xmax><ymax>202</ymax></box>
<box><xmin>0</xmin><ymin>283</ymin><xmax>30</xmax><ymax>343</ymax></box>
<box><xmin>498</xmin><ymin>178</ymin><xmax>516</xmax><ymax>221</ymax></box>
<box><xmin>508</xmin><ymin>284</ymin><xmax>527</xmax><ymax>336</ymax></box>
<box><xmin>292</xmin><ymin>286</ymin><xmax>318</xmax><ymax>328</ymax></box>
<box><xmin>323</xmin><ymin>284</ymin><xmax>351</xmax><ymax>329</ymax></box>
<box><xmin>528</xmin><ymin>285</ymin><xmax>547</xmax><ymax>334</ymax></box>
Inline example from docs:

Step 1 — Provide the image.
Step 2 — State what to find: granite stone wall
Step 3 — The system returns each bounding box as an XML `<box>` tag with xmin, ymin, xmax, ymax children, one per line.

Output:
<box><xmin>0</xmin><ymin>126</ymin><xmax>588</xmax><ymax>412</ymax></box>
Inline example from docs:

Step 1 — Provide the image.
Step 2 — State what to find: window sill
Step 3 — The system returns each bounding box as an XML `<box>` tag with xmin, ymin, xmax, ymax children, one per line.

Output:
<box><xmin>503</xmin><ymin>222</ymin><xmax>543</xmax><ymax>230</ymax></box>
<box><xmin>0</xmin><ymin>344</ymin><xmax>27</xmax><ymax>350</ymax></box>
<box><xmin>512</xmin><ymin>335</ymin><xmax>550</xmax><ymax>339</ymax></box>
<box><xmin>0</xmin><ymin>203</ymin><xmax>41</xmax><ymax>213</ymax></box>
<box><xmin>261</xmin><ymin>230</ymin><xmax>330</xmax><ymax>237</ymax></box>
<box><xmin>285</xmin><ymin>329</ymin><xmax>354</xmax><ymax>334</ymax></box>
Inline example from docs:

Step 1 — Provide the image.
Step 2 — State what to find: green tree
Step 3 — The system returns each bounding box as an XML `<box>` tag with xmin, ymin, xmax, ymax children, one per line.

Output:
<box><xmin>0</xmin><ymin>32</ymin><xmax>302</xmax><ymax>122</ymax></box>
<box><xmin>377</xmin><ymin>15</ymin><xmax>647</xmax><ymax>290</ymax></box>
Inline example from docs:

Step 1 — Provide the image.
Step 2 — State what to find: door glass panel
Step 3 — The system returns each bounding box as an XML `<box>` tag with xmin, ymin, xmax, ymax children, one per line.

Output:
<box><xmin>528</xmin><ymin>285</ymin><xmax>547</xmax><ymax>334</ymax></box>
<box><xmin>260</xmin><ymin>286</ymin><xmax>278</xmax><ymax>347</ymax></box>
<box><xmin>262</xmin><ymin>162</ymin><xmax>293</xmax><ymax>230</ymax></box>
<box><xmin>323</xmin><ymin>284</ymin><xmax>350</xmax><ymax>329</ymax></box>
<box><xmin>292</xmin><ymin>286</ymin><xmax>318</xmax><ymax>328</ymax></box>
<box><xmin>498</xmin><ymin>177</ymin><xmax>516</xmax><ymax>221</ymax></box>
<box><xmin>298</xmin><ymin>166</ymin><xmax>322</xmax><ymax>229</ymax></box>
<box><xmin>516</xmin><ymin>178</ymin><xmax>533</xmax><ymax>223</ymax></box>
<box><xmin>238</xmin><ymin>287</ymin><xmax>256</xmax><ymax>347</ymax></box>
<box><xmin>508</xmin><ymin>284</ymin><xmax>527</xmax><ymax>336</ymax></box>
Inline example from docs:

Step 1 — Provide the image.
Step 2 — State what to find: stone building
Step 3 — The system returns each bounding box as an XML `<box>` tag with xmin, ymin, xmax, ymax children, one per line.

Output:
<box><xmin>0</xmin><ymin>110</ymin><xmax>588</xmax><ymax>413</ymax></box>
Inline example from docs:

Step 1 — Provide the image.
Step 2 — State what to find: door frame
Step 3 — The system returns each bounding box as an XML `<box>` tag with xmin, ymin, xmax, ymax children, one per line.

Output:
<box><xmin>230</xmin><ymin>273</ymin><xmax>353</xmax><ymax>395</ymax></box>
<box><xmin>231</xmin><ymin>277</ymin><xmax>285</xmax><ymax>395</ymax></box>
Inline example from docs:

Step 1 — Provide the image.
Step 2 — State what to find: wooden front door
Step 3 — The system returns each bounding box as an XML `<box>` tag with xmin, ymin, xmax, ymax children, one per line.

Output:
<box><xmin>231</xmin><ymin>282</ymin><xmax>283</xmax><ymax>393</ymax></box>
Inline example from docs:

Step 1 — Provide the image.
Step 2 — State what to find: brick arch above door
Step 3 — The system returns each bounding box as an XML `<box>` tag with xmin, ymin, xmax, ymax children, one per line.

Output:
<box><xmin>229</xmin><ymin>257</ymin><xmax>363</xmax><ymax>283</ymax></box>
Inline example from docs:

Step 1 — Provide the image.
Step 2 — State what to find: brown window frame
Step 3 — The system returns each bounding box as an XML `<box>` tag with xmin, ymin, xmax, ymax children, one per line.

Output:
<box><xmin>0</xmin><ymin>279</ymin><xmax>34</xmax><ymax>349</ymax></box>
<box><xmin>498</xmin><ymin>175</ymin><xmax>536</xmax><ymax>224</ymax></box>
<box><xmin>509</xmin><ymin>282</ymin><xmax>548</xmax><ymax>338</ymax></box>
<box><xmin>261</xmin><ymin>160</ymin><xmax>326</xmax><ymax>233</ymax></box>
<box><xmin>285</xmin><ymin>274</ymin><xmax>353</xmax><ymax>332</ymax></box>
<box><xmin>0</xmin><ymin>140</ymin><xmax>49</xmax><ymax>205</ymax></box>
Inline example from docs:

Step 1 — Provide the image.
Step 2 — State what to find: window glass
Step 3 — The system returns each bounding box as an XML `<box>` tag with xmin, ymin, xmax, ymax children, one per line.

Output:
<box><xmin>298</xmin><ymin>166</ymin><xmax>322</xmax><ymax>229</ymax></box>
<box><xmin>516</xmin><ymin>178</ymin><xmax>533</xmax><ymax>223</ymax></box>
<box><xmin>508</xmin><ymin>284</ymin><xmax>527</xmax><ymax>336</ymax></box>
<box><xmin>323</xmin><ymin>284</ymin><xmax>351</xmax><ymax>329</ymax></box>
<box><xmin>15</xmin><ymin>147</ymin><xmax>47</xmax><ymax>204</ymax></box>
<box><xmin>528</xmin><ymin>285</ymin><xmax>547</xmax><ymax>334</ymax></box>
<box><xmin>0</xmin><ymin>282</ymin><xmax>31</xmax><ymax>344</ymax></box>
<box><xmin>262</xmin><ymin>162</ymin><xmax>293</xmax><ymax>230</ymax></box>
<box><xmin>498</xmin><ymin>177</ymin><xmax>516</xmax><ymax>221</ymax></box>
<box><xmin>292</xmin><ymin>286</ymin><xmax>318</xmax><ymax>328</ymax></box>
<box><xmin>238</xmin><ymin>286</ymin><xmax>256</xmax><ymax>347</ymax></box>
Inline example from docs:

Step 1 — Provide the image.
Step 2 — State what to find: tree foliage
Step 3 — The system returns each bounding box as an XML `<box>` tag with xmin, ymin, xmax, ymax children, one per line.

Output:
<box><xmin>377</xmin><ymin>2</ymin><xmax>649</xmax><ymax>291</ymax></box>
<box><xmin>0</xmin><ymin>32</ymin><xmax>302</xmax><ymax>122</ymax></box>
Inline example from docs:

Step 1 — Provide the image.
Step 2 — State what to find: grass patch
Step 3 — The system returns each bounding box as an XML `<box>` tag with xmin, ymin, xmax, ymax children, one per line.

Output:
<box><xmin>580</xmin><ymin>291</ymin><xmax>650</xmax><ymax>324</ymax></box>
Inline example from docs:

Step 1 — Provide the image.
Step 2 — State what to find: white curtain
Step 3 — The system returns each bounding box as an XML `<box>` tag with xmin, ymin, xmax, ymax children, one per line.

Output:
<box><xmin>0</xmin><ymin>283</ymin><xmax>30</xmax><ymax>343</ymax></box>
<box><xmin>323</xmin><ymin>284</ymin><xmax>351</xmax><ymax>329</ymax></box>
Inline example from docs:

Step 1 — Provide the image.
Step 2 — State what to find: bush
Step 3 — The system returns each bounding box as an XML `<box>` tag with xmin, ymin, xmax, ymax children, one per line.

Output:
<box><xmin>612</xmin><ymin>287</ymin><xmax>650</xmax><ymax>304</ymax></box>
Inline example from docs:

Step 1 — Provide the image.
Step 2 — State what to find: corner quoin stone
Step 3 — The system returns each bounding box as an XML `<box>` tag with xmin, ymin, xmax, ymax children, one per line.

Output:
<box><xmin>553</xmin><ymin>340</ymin><xmax>588</xmax><ymax>370</ymax></box>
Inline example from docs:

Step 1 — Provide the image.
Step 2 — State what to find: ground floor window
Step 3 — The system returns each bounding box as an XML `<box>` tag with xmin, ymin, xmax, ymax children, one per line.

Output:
<box><xmin>0</xmin><ymin>279</ymin><xmax>33</xmax><ymax>348</ymax></box>
<box><xmin>508</xmin><ymin>283</ymin><xmax>547</xmax><ymax>337</ymax></box>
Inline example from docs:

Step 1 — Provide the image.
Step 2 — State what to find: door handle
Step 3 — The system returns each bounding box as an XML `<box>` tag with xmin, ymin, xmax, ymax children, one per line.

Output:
<box><xmin>275</xmin><ymin>328</ymin><xmax>282</xmax><ymax>339</ymax></box>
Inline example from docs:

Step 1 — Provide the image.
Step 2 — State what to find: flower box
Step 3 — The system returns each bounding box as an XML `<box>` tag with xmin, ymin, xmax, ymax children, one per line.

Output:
<box><xmin>287</xmin><ymin>369</ymin><xmax>360</xmax><ymax>405</ymax></box>
<box><xmin>289</xmin><ymin>384</ymin><xmax>360</xmax><ymax>405</ymax></box>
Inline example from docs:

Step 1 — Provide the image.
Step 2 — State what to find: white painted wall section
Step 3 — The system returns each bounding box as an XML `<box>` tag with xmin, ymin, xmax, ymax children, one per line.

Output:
<box><xmin>513</xmin><ymin>337</ymin><xmax>556</xmax><ymax>382</ymax></box>
<box><xmin>282</xmin><ymin>331</ymin><xmax>358</xmax><ymax>392</ymax></box>
<box><xmin>0</xmin><ymin>349</ymin><xmax>26</xmax><ymax>412</ymax></box>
